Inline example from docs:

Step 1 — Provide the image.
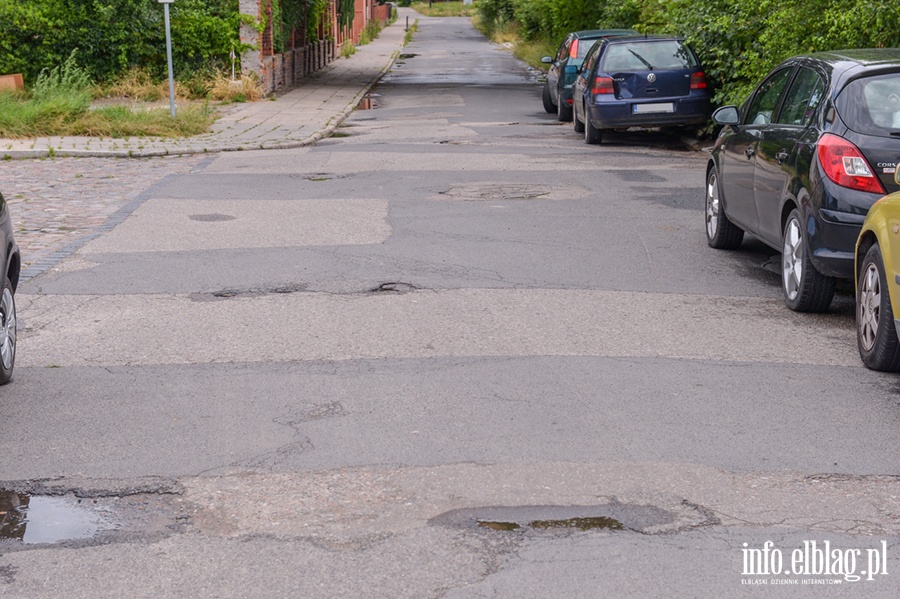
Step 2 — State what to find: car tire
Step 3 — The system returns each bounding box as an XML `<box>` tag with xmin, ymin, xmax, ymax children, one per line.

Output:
<box><xmin>705</xmin><ymin>168</ymin><xmax>743</xmax><ymax>249</ymax></box>
<box><xmin>557</xmin><ymin>95</ymin><xmax>573</xmax><ymax>122</ymax></box>
<box><xmin>573</xmin><ymin>103</ymin><xmax>585</xmax><ymax>133</ymax></box>
<box><xmin>857</xmin><ymin>244</ymin><xmax>900</xmax><ymax>371</ymax></box>
<box><xmin>781</xmin><ymin>209</ymin><xmax>835</xmax><ymax>312</ymax></box>
<box><xmin>542</xmin><ymin>83</ymin><xmax>555</xmax><ymax>113</ymax></box>
<box><xmin>584</xmin><ymin>116</ymin><xmax>603</xmax><ymax>144</ymax></box>
<box><xmin>0</xmin><ymin>277</ymin><xmax>16</xmax><ymax>385</ymax></box>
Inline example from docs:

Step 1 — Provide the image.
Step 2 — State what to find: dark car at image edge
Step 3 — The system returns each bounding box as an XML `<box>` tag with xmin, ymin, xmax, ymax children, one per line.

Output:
<box><xmin>705</xmin><ymin>49</ymin><xmax>900</xmax><ymax>312</ymax></box>
<box><xmin>0</xmin><ymin>191</ymin><xmax>19</xmax><ymax>385</ymax></box>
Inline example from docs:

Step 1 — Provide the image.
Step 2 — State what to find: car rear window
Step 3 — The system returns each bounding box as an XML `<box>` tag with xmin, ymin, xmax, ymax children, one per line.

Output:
<box><xmin>835</xmin><ymin>72</ymin><xmax>900</xmax><ymax>136</ymax></box>
<box><xmin>601</xmin><ymin>41</ymin><xmax>698</xmax><ymax>72</ymax></box>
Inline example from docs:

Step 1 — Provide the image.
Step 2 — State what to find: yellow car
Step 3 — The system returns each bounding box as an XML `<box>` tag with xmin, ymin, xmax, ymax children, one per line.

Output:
<box><xmin>856</xmin><ymin>169</ymin><xmax>900</xmax><ymax>371</ymax></box>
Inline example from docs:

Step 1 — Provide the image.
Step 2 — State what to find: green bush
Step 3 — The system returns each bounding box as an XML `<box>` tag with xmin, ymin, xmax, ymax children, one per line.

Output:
<box><xmin>0</xmin><ymin>0</ymin><xmax>240</xmax><ymax>85</ymax></box>
<box><xmin>482</xmin><ymin>0</ymin><xmax>900</xmax><ymax>107</ymax></box>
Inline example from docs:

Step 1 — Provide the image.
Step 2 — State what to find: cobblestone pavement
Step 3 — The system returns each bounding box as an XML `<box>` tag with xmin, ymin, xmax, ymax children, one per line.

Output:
<box><xmin>1</xmin><ymin>154</ymin><xmax>208</xmax><ymax>280</ymax></box>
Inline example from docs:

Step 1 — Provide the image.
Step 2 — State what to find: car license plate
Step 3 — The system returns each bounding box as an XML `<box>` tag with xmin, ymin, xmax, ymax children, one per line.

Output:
<box><xmin>633</xmin><ymin>103</ymin><xmax>675</xmax><ymax>114</ymax></box>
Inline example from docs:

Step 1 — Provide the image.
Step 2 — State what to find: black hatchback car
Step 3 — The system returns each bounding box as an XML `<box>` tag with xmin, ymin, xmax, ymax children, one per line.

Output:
<box><xmin>706</xmin><ymin>50</ymin><xmax>900</xmax><ymax>312</ymax></box>
<box><xmin>0</xmin><ymin>191</ymin><xmax>19</xmax><ymax>385</ymax></box>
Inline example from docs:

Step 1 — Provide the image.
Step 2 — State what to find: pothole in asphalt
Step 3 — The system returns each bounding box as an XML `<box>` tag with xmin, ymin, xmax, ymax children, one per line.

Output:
<box><xmin>370</xmin><ymin>282</ymin><xmax>418</xmax><ymax>294</ymax></box>
<box><xmin>188</xmin><ymin>213</ymin><xmax>237</xmax><ymax>222</ymax></box>
<box><xmin>438</xmin><ymin>183</ymin><xmax>587</xmax><ymax>201</ymax></box>
<box><xmin>0</xmin><ymin>490</ymin><xmax>116</xmax><ymax>544</ymax></box>
<box><xmin>398</xmin><ymin>53</ymin><xmax>418</xmax><ymax>60</ymax></box>
<box><xmin>479</xmin><ymin>516</ymin><xmax>625</xmax><ymax>532</ymax></box>
<box><xmin>190</xmin><ymin>283</ymin><xmax>309</xmax><ymax>301</ymax></box>
<box><xmin>0</xmin><ymin>483</ymin><xmax>185</xmax><ymax>548</ymax></box>
<box><xmin>431</xmin><ymin>501</ymin><xmax>714</xmax><ymax>535</ymax></box>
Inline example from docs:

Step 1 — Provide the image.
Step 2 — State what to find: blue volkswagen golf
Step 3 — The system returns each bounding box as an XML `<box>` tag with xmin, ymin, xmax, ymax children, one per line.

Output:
<box><xmin>572</xmin><ymin>36</ymin><xmax>712</xmax><ymax>144</ymax></box>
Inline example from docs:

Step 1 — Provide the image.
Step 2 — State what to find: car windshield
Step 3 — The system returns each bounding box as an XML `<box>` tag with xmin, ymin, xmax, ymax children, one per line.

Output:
<box><xmin>835</xmin><ymin>71</ymin><xmax>900</xmax><ymax>136</ymax></box>
<box><xmin>601</xmin><ymin>41</ymin><xmax>697</xmax><ymax>71</ymax></box>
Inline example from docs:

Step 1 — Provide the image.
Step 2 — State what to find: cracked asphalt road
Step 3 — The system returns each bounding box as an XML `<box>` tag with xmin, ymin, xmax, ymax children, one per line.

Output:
<box><xmin>1</xmin><ymin>14</ymin><xmax>898</xmax><ymax>598</ymax></box>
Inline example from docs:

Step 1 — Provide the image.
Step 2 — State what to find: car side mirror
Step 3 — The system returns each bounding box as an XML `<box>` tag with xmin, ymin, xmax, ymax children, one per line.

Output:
<box><xmin>712</xmin><ymin>106</ymin><xmax>740</xmax><ymax>126</ymax></box>
<box><xmin>541</xmin><ymin>56</ymin><xmax>553</xmax><ymax>64</ymax></box>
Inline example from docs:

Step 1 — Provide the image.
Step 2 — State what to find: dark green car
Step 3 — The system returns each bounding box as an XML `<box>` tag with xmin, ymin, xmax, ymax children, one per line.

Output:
<box><xmin>541</xmin><ymin>29</ymin><xmax>636</xmax><ymax>122</ymax></box>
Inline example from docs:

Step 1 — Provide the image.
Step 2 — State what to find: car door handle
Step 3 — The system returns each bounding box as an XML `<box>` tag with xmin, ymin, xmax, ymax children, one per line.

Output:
<box><xmin>744</xmin><ymin>147</ymin><xmax>755</xmax><ymax>159</ymax></box>
<box><xmin>775</xmin><ymin>150</ymin><xmax>789</xmax><ymax>163</ymax></box>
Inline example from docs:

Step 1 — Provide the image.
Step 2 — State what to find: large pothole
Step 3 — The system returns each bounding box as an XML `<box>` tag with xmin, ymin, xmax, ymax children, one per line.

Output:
<box><xmin>431</xmin><ymin>500</ymin><xmax>717</xmax><ymax>536</ymax></box>
<box><xmin>0</xmin><ymin>479</ymin><xmax>187</xmax><ymax>549</ymax></box>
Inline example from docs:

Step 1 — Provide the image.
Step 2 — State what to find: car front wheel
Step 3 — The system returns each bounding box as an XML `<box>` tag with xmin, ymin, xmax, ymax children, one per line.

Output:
<box><xmin>857</xmin><ymin>243</ymin><xmax>900</xmax><ymax>371</ymax></box>
<box><xmin>0</xmin><ymin>277</ymin><xmax>16</xmax><ymax>385</ymax></box>
<box><xmin>781</xmin><ymin>209</ymin><xmax>835</xmax><ymax>312</ymax></box>
<box><xmin>705</xmin><ymin>168</ymin><xmax>743</xmax><ymax>249</ymax></box>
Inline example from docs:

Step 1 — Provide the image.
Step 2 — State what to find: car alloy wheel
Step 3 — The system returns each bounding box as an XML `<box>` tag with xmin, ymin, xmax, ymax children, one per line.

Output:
<box><xmin>0</xmin><ymin>280</ymin><xmax>16</xmax><ymax>384</ymax></box>
<box><xmin>857</xmin><ymin>244</ymin><xmax>900</xmax><ymax>371</ymax></box>
<box><xmin>780</xmin><ymin>209</ymin><xmax>834</xmax><ymax>312</ymax></box>
<box><xmin>782</xmin><ymin>217</ymin><xmax>804</xmax><ymax>302</ymax></box>
<box><xmin>704</xmin><ymin>169</ymin><xmax>743</xmax><ymax>249</ymax></box>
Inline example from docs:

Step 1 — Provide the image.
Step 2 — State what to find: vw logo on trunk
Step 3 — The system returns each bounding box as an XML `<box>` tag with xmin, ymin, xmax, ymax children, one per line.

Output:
<box><xmin>647</xmin><ymin>73</ymin><xmax>657</xmax><ymax>83</ymax></box>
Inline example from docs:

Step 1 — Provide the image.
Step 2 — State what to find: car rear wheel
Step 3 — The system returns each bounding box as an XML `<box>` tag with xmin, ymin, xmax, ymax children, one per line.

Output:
<box><xmin>781</xmin><ymin>209</ymin><xmax>835</xmax><ymax>312</ymax></box>
<box><xmin>0</xmin><ymin>277</ymin><xmax>16</xmax><ymax>385</ymax></box>
<box><xmin>573</xmin><ymin>103</ymin><xmax>585</xmax><ymax>133</ymax></box>
<box><xmin>542</xmin><ymin>83</ymin><xmax>555</xmax><ymax>113</ymax></box>
<box><xmin>857</xmin><ymin>244</ymin><xmax>900</xmax><ymax>371</ymax></box>
<box><xmin>705</xmin><ymin>168</ymin><xmax>743</xmax><ymax>249</ymax></box>
<box><xmin>584</xmin><ymin>116</ymin><xmax>603</xmax><ymax>144</ymax></box>
<box><xmin>557</xmin><ymin>95</ymin><xmax>573</xmax><ymax>122</ymax></box>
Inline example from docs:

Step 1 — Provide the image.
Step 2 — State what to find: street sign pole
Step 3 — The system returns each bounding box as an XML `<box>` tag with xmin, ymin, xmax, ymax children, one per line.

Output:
<box><xmin>159</xmin><ymin>0</ymin><xmax>176</xmax><ymax>118</ymax></box>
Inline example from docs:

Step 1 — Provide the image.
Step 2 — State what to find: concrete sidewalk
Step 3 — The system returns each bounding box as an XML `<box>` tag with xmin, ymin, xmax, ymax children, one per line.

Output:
<box><xmin>0</xmin><ymin>9</ymin><xmax>414</xmax><ymax>159</ymax></box>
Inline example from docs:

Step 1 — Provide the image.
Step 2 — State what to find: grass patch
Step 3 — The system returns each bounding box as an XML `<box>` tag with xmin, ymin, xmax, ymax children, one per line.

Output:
<box><xmin>0</xmin><ymin>92</ymin><xmax>215</xmax><ymax>138</ymax></box>
<box><xmin>208</xmin><ymin>73</ymin><xmax>266</xmax><ymax>103</ymax></box>
<box><xmin>411</xmin><ymin>1</ymin><xmax>477</xmax><ymax>17</ymax></box>
<box><xmin>404</xmin><ymin>19</ymin><xmax>420</xmax><ymax>45</ymax></box>
<box><xmin>341</xmin><ymin>40</ymin><xmax>357</xmax><ymax>58</ymax></box>
<box><xmin>471</xmin><ymin>18</ymin><xmax>553</xmax><ymax>71</ymax></box>
<box><xmin>360</xmin><ymin>19</ymin><xmax>383</xmax><ymax>46</ymax></box>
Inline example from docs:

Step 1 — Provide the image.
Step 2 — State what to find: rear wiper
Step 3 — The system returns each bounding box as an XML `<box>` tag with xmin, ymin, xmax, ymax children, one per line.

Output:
<box><xmin>628</xmin><ymin>49</ymin><xmax>653</xmax><ymax>70</ymax></box>
<box><xmin>891</xmin><ymin>130</ymin><xmax>900</xmax><ymax>136</ymax></box>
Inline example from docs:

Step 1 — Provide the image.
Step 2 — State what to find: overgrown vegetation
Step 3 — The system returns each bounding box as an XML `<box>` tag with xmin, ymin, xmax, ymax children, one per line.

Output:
<box><xmin>411</xmin><ymin>1</ymin><xmax>478</xmax><ymax>17</ymax></box>
<box><xmin>0</xmin><ymin>0</ymin><xmax>241</xmax><ymax>86</ymax></box>
<box><xmin>477</xmin><ymin>0</ymin><xmax>900</xmax><ymax>105</ymax></box>
<box><xmin>0</xmin><ymin>51</ymin><xmax>215</xmax><ymax>139</ymax></box>
<box><xmin>404</xmin><ymin>19</ymin><xmax>420</xmax><ymax>46</ymax></box>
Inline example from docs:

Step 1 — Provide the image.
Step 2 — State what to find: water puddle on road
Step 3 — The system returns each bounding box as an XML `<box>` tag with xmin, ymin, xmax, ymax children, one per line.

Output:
<box><xmin>0</xmin><ymin>490</ymin><xmax>116</xmax><ymax>545</ymax></box>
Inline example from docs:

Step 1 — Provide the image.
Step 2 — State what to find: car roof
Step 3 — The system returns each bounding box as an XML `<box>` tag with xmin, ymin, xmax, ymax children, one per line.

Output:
<box><xmin>802</xmin><ymin>48</ymin><xmax>900</xmax><ymax>67</ymax></box>
<box><xmin>571</xmin><ymin>29</ymin><xmax>638</xmax><ymax>40</ymax></box>
<box><xmin>603</xmin><ymin>35</ymin><xmax>686</xmax><ymax>44</ymax></box>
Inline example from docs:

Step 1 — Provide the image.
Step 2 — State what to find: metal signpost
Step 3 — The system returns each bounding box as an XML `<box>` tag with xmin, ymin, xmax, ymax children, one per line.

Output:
<box><xmin>159</xmin><ymin>0</ymin><xmax>176</xmax><ymax>118</ymax></box>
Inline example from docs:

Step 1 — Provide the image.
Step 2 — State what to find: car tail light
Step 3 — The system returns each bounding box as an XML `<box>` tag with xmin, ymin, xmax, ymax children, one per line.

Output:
<box><xmin>569</xmin><ymin>39</ymin><xmax>579</xmax><ymax>59</ymax></box>
<box><xmin>817</xmin><ymin>133</ymin><xmax>886</xmax><ymax>194</ymax></box>
<box><xmin>591</xmin><ymin>76</ymin><xmax>614</xmax><ymax>95</ymax></box>
<box><xmin>690</xmin><ymin>72</ymin><xmax>707</xmax><ymax>90</ymax></box>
